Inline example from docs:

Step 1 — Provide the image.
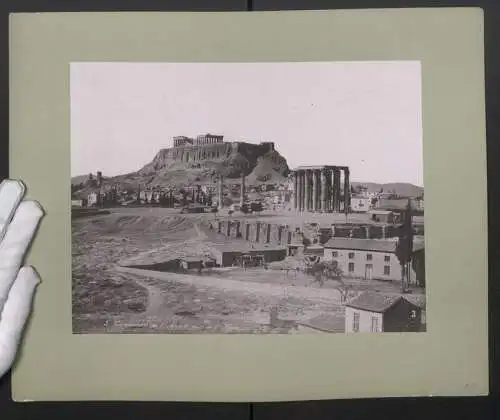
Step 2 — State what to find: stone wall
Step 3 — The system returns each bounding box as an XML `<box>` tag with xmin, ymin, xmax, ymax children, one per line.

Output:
<box><xmin>216</xmin><ymin>219</ymin><xmax>296</xmax><ymax>247</ymax></box>
<box><xmin>216</xmin><ymin>220</ymin><xmax>413</xmax><ymax>245</ymax></box>
<box><xmin>330</xmin><ymin>224</ymin><xmax>400</xmax><ymax>240</ymax></box>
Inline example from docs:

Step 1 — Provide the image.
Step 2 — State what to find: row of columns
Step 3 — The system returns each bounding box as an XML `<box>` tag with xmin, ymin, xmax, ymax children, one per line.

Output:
<box><xmin>292</xmin><ymin>167</ymin><xmax>350</xmax><ymax>212</ymax></box>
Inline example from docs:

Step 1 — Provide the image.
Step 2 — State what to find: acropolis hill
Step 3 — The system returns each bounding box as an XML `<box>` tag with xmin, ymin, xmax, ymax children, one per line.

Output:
<box><xmin>110</xmin><ymin>134</ymin><xmax>290</xmax><ymax>187</ymax></box>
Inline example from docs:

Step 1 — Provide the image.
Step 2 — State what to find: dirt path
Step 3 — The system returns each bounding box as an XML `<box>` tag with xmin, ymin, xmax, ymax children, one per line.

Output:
<box><xmin>132</xmin><ymin>276</ymin><xmax>165</xmax><ymax>315</ymax></box>
<box><xmin>116</xmin><ymin>265</ymin><xmax>342</xmax><ymax>303</ymax></box>
<box><xmin>193</xmin><ymin>222</ymin><xmax>208</xmax><ymax>241</ymax></box>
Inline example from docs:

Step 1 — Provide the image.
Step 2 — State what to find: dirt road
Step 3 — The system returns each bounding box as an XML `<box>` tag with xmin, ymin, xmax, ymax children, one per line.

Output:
<box><xmin>116</xmin><ymin>265</ymin><xmax>342</xmax><ymax>304</ymax></box>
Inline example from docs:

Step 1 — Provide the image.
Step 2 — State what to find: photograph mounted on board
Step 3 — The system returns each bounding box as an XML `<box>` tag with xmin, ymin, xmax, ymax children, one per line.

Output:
<box><xmin>70</xmin><ymin>61</ymin><xmax>425</xmax><ymax>334</ymax></box>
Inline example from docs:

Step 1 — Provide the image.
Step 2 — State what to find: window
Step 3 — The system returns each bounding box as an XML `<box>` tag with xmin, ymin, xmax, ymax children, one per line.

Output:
<box><xmin>332</xmin><ymin>251</ymin><xmax>338</xmax><ymax>257</ymax></box>
<box><xmin>353</xmin><ymin>312</ymin><xmax>360</xmax><ymax>332</ymax></box>
<box><xmin>384</xmin><ymin>255</ymin><xmax>390</xmax><ymax>262</ymax></box>
<box><xmin>410</xmin><ymin>310</ymin><xmax>417</xmax><ymax>319</ymax></box>
<box><xmin>348</xmin><ymin>262</ymin><xmax>355</xmax><ymax>273</ymax></box>
<box><xmin>366</xmin><ymin>254</ymin><xmax>373</xmax><ymax>261</ymax></box>
<box><xmin>384</xmin><ymin>265</ymin><xmax>391</xmax><ymax>275</ymax></box>
<box><xmin>370</xmin><ymin>316</ymin><xmax>379</xmax><ymax>332</ymax></box>
<box><xmin>348</xmin><ymin>252</ymin><xmax>355</xmax><ymax>259</ymax></box>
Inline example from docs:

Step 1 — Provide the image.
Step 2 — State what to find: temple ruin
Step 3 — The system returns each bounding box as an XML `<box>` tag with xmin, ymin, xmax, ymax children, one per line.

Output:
<box><xmin>292</xmin><ymin>166</ymin><xmax>350</xmax><ymax>213</ymax></box>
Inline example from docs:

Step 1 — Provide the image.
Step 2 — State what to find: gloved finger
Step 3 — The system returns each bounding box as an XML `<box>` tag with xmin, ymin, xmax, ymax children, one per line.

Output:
<box><xmin>0</xmin><ymin>200</ymin><xmax>44</xmax><ymax>314</ymax></box>
<box><xmin>0</xmin><ymin>180</ymin><xmax>25</xmax><ymax>242</ymax></box>
<box><xmin>0</xmin><ymin>266</ymin><xmax>40</xmax><ymax>378</ymax></box>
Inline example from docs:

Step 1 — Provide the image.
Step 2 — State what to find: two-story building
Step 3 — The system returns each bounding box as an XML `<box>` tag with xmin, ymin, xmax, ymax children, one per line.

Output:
<box><xmin>323</xmin><ymin>237</ymin><xmax>425</xmax><ymax>286</ymax></box>
<box><xmin>345</xmin><ymin>291</ymin><xmax>424</xmax><ymax>333</ymax></box>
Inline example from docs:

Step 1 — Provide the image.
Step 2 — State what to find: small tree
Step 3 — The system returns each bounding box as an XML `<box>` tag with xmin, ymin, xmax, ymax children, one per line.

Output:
<box><xmin>302</xmin><ymin>236</ymin><xmax>311</xmax><ymax>249</ymax></box>
<box><xmin>304</xmin><ymin>260</ymin><xmax>352</xmax><ymax>301</ymax></box>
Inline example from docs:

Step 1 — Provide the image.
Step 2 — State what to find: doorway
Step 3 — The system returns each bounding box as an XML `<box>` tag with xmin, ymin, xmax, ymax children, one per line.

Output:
<box><xmin>365</xmin><ymin>264</ymin><xmax>373</xmax><ymax>280</ymax></box>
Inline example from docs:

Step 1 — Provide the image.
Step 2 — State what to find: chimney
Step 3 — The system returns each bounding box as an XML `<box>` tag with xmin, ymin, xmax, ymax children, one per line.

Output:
<box><xmin>96</xmin><ymin>171</ymin><xmax>102</xmax><ymax>187</ymax></box>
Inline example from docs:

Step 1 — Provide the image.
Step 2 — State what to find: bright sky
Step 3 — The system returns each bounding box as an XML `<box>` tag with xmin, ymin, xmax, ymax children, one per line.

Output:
<box><xmin>70</xmin><ymin>61</ymin><xmax>423</xmax><ymax>186</ymax></box>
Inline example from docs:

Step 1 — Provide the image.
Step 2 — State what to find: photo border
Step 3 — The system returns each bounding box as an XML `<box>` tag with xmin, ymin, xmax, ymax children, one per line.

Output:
<box><xmin>9</xmin><ymin>9</ymin><xmax>488</xmax><ymax>401</ymax></box>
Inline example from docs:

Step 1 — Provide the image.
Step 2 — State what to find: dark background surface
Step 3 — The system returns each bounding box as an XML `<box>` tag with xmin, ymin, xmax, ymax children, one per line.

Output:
<box><xmin>0</xmin><ymin>1</ymin><xmax>498</xmax><ymax>419</ymax></box>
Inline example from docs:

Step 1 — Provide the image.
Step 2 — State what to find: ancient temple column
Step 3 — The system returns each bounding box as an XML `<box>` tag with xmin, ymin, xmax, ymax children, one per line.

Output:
<box><xmin>331</xmin><ymin>168</ymin><xmax>336</xmax><ymax>212</ymax></box>
<box><xmin>343</xmin><ymin>168</ymin><xmax>350</xmax><ymax>212</ymax></box>
<box><xmin>315</xmin><ymin>170</ymin><xmax>323</xmax><ymax>212</ymax></box>
<box><xmin>240</xmin><ymin>173</ymin><xmax>246</xmax><ymax>207</ymax></box>
<box><xmin>218</xmin><ymin>175</ymin><xmax>224</xmax><ymax>208</ymax></box>
<box><xmin>334</xmin><ymin>168</ymin><xmax>341</xmax><ymax>211</ymax></box>
<box><xmin>321</xmin><ymin>169</ymin><xmax>327</xmax><ymax>212</ymax></box>
<box><xmin>312</xmin><ymin>170</ymin><xmax>318</xmax><ymax>211</ymax></box>
<box><xmin>297</xmin><ymin>171</ymin><xmax>302</xmax><ymax>212</ymax></box>
<box><xmin>297</xmin><ymin>172</ymin><xmax>301</xmax><ymax>212</ymax></box>
<box><xmin>293</xmin><ymin>172</ymin><xmax>298</xmax><ymax>210</ymax></box>
<box><xmin>304</xmin><ymin>170</ymin><xmax>310</xmax><ymax>212</ymax></box>
<box><xmin>324</xmin><ymin>168</ymin><xmax>331</xmax><ymax>213</ymax></box>
<box><xmin>300</xmin><ymin>170</ymin><xmax>306</xmax><ymax>212</ymax></box>
<box><xmin>318</xmin><ymin>170</ymin><xmax>323</xmax><ymax>212</ymax></box>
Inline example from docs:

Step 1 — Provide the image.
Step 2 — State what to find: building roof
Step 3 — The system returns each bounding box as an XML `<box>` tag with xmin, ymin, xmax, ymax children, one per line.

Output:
<box><xmin>212</xmin><ymin>242</ymin><xmax>286</xmax><ymax>253</ymax></box>
<box><xmin>403</xmin><ymin>294</ymin><xmax>427</xmax><ymax>309</ymax></box>
<box><xmin>180</xmin><ymin>256</ymin><xmax>214</xmax><ymax>263</ymax></box>
<box><xmin>346</xmin><ymin>291</ymin><xmax>424</xmax><ymax>313</ymax></box>
<box><xmin>297</xmin><ymin>313</ymin><xmax>345</xmax><ymax>333</ymax></box>
<box><xmin>377</xmin><ymin>198</ymin><xmax>419</xmax><ymax>211</ymax></box>
<box><xmin>323</xmin><ymin>238</ymin><xmax>424</xmax><ymax>253</ymax></box>
<box><xmin>367</xmin><ymin>209</ymin><xmax>394</xmax><ymax>215</ymax></box>
<box><xmin>345</xmin><ymin>292</ymin><xmax>402</xmax><ymax>313</ymax></box>
<box><xmin>293</xmin><ymin>165</ymin><xmax>348</xmax><ymax>171</ymax></box>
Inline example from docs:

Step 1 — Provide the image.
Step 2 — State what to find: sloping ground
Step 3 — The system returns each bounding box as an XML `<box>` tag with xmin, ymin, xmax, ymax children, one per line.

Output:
<box><xmin>72</xmin><ymin>142</ymin><xmax>290</xmax><ymax>192</ymax></box>
<box><xmin>245</xmin><ymin>156</ymin><xmax>288</xmax><ymax>185</ymax></box>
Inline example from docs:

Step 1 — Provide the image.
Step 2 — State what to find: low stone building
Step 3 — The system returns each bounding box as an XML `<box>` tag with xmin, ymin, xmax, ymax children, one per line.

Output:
<box><xmin>211</xmin><ymin>243</ymin><xmax>287</xmax><ymax>267</ymax></box>
<box><xmin>367</xmin><ymin>209</ymin><xmax>396</xmax><ymax>224</ymax></box>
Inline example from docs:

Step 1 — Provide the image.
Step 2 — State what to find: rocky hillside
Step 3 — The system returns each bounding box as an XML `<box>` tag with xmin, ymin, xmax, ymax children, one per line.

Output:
<box><xmin>72</xmin><ymin>142</ymin><xmax>290</xmax><ymax>190</ymax></box>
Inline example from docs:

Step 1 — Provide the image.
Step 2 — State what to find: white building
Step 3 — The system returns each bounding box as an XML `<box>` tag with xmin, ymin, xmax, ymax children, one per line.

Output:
<box><xmin>323</xmin><ymin>238</ymin><xmax>425</xmax><ymax>286</ymax></box>
<box><xmin>87</xmin><ymin>192</ymin><xmax>99</xmax><ymax>206</ymax></box>
<box><xmin>350</xmin><ymin>196</ymin><xmax>372</xmax><ymax>212</ymax></box>
<box><xmin>345</xmin><ymin>291</ymin><xmax>424</xmax><ymax>333</ymax></box>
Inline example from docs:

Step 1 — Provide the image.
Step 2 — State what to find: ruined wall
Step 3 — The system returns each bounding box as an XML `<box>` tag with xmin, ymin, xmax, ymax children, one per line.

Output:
<box><xmin>217</xmin><ymin>219</ymin><xmax>293</xmax><ymax>247</ymax></box>
<box><xmin>216</xmin><ymin>220</ymin><xmax>407</xmax><ymax>246</ymax></box>
<box><xmin>331</xmin><ymin>224</ymin><xmax>398</xmax><ymax>240</ymax></box>
<box><xmin>170</xmin><ymin>143</ymin><xmax>234</xmax><ymax>163</ymax></box>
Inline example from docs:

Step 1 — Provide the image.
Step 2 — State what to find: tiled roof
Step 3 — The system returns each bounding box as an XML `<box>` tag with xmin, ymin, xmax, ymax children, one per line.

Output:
<box><xmin>212</xmin><ymin>242</ymin><xmax>286</xmax><ymax>253</ymax></box>
<box><xmin>345</xmin><ymin>291</ymin><xmax>403</xmax><ymax>312</ymax></box>
<box><xmin>367</xmin><ymin>209</ymin><xmax>394</xmax><ymax>215</ymax></box>
<box><xmin>323</xmin><ymin>238</ymin><xmax>424</xmax><ymax>253</ymax></box>
<box><xmin>403</xmin><ymin>294</ymin><xmax>426</xmax><ymax>308</ymax></box>
<box><xmin>345</xmin><ymin>291</ymin><xmax>424</xmax><ymax>313</ymax></box>
<box><xmin>297</xmin><ymin>313</ymin><xmax>345</xmax><ymax>333</ymax></box>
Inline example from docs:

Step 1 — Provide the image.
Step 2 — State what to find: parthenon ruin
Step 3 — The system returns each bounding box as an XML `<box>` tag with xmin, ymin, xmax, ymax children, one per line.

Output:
<box><xmin>293</xmin><ymin>166</ymin><xmax>350</xmax><ymax>212</ymax></box>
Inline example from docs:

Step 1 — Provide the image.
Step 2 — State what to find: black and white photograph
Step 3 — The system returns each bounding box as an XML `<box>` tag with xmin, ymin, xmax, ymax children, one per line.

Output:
<box><xmin>70</xmin><ymin>61</ymin><xmax>425</xmax><ymax>334</ymax></box>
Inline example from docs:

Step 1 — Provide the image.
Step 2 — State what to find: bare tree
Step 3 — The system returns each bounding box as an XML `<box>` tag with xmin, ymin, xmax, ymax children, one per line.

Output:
<box><xmin>303</xmin><ymin>260</ymin><xmax>353</xmax><ymax>301</ymax></box>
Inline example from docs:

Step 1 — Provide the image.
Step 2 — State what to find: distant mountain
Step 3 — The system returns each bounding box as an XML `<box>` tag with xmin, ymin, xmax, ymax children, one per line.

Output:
<box><xmin>351</xmin><ymin>181</ymin><xmax>423</xmax><ymax>198</ymax></box>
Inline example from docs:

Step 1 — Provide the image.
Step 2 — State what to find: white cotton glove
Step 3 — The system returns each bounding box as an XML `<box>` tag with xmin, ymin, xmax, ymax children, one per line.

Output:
<box><xmin>0</xmin><ymin>179</ymin><xmax>44</xmax><ymax>379</ymax></box>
